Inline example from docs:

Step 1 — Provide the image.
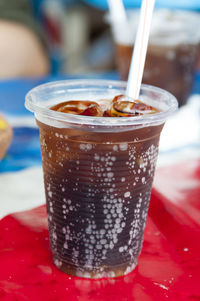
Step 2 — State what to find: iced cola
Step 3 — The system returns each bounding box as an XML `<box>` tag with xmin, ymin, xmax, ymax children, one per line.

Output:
<box><xmin>25</xmin><ymin>80</ymin><xmax>177</xmax><ymax>278</ymax></box>
<box><xmin>112</xmin><ymin>9</ymin><xmax>200</xmax><ymax>106</ymax></box>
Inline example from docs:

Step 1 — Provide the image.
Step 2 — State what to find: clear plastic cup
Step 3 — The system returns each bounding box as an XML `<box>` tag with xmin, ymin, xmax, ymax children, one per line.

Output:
<box><xmin>110</xmin><ymin>9</ymin><xmax>200</xmax><ymax>107</ymax></box>
<box><xmin>25</xmin><ymin>79</ymin><xmax>177</xmax><ymax>278</ymax></box>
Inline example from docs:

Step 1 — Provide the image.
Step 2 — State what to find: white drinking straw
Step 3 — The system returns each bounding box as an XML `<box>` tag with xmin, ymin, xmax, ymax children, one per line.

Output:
<box><xmin>107</xmin><ymin>0</ymin><xmax>127</xmax><ymax>23</ymax></box>
<box><xmin>126</xmin><ymin>0</ymin><xmax>155</xmax><ymax>99</ymax></box>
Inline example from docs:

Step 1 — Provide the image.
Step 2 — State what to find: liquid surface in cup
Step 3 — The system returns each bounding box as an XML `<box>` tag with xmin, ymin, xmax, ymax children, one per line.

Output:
<box><xmin>38</xmin><ymin>96</ymin><xmax>163</xmax><ymax>278</ymax></box>
<box><xmin>50</xmin><ymin>94</ymin><xmax>159</xmax><ymax>117</ymax></box>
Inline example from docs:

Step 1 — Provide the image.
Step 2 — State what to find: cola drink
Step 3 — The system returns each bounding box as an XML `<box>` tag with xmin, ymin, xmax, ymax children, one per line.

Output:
<box><xmin>116</xmin><ymin>43</ymin><xmax>198</xmax><ymax>107</ymax></box>
<box><xmin>112</xmin><ymin>9</ymin><xmax>200</xmax><ymax>106</ymax></box>
<box><xmin>25</xmin><ymin>80</ymin><xmax>177</xmax><ymax>278</ymax></box>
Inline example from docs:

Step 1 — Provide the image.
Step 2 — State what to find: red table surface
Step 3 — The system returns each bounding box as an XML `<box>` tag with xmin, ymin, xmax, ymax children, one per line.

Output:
<box><xmin>0</xmin><ymin>159</ymin><xmax>200</xmax><ymax>301</ymax></box>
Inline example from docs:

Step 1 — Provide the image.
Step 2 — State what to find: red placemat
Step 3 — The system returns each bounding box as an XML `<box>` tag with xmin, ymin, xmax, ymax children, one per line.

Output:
<box><xmin>0</xmin><ymin>159</ymin><xmax>200</xmax><ymax>301</ymax></box>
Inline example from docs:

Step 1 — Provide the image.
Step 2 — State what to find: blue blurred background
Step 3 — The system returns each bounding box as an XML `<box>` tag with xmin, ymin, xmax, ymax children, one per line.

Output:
<box><xmin>83</xmin><ymin>0</ymin><xmax>200</xmax><ymax>10</ymax></box>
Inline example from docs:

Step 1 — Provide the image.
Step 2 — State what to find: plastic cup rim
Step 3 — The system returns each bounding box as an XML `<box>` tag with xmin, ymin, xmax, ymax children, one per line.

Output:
<box><xmin>25</xmin><ymin>79</ymin><xmax>178</xmax><ymax>127</ymax></box>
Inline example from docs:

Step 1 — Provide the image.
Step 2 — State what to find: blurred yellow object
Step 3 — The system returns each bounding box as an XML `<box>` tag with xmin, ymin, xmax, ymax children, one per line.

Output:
<box><xmin>0</xmin><ymin>115</ymin><xmax>12</xmax><ymax>160</ymax></box>
<box><xmin>0</xmin><ymin>119</ymin><xmax>7</xmax><ymax>130</ymax></box>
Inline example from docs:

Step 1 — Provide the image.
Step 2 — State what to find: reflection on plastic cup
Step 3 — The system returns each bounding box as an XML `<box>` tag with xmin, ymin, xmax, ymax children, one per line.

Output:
<box><xmin>25</xmin><ymin>79</ymin><xmax>177</xmax><ymax>278</ymax></box>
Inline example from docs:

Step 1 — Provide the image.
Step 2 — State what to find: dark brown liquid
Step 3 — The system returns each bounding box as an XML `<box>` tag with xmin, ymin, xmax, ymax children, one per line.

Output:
<box><xmin>38</xmin><ymin>97</ymin><xmax>163</xmax><ymax>278</ymax></box>
<box><xmin>50</xmin><ymin>95</ymin><xmax>159</xmax><ymax>117</ymax></box>
<box><xmin>116</xmin><ymin>43</ymin><xmax>199</xmax><ymax>107</ymax></box>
